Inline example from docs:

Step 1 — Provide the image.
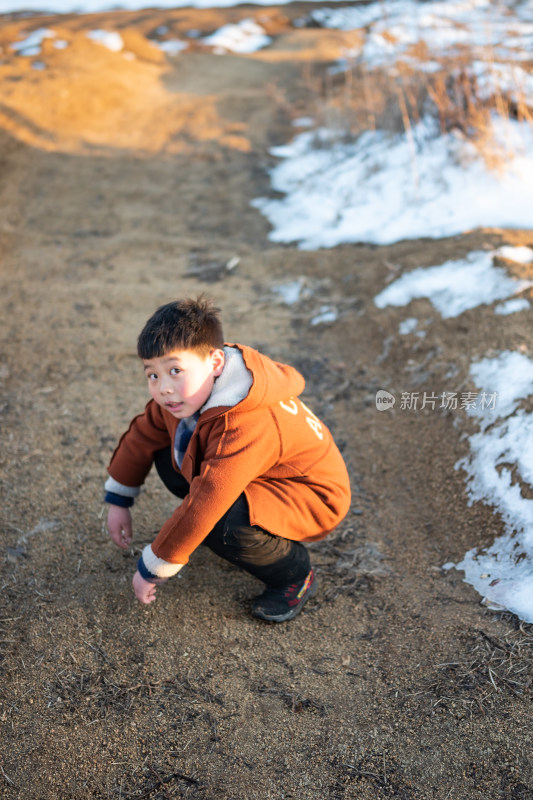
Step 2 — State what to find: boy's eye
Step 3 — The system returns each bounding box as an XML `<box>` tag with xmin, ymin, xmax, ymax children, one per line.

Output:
<box><xmin>147</xmin><ymin>372</ymin><xmax>158</xmax><ymax>381</ymax></box>
<box><xmin>170</xmin><ymin>367</ymin><xmax>181</xmax><ymax>375</ymax></box>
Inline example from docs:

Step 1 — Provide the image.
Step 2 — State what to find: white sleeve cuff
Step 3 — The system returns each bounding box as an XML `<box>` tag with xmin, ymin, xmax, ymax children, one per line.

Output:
<box><xmin>105</xmin><ymin>476</ymin><xmax>141</xmax><ymax>498</ymax></box>
<box><xmin>142</xmin><ymin>544</ymin><xmax>184</xmax><ymax>579</ymax></box>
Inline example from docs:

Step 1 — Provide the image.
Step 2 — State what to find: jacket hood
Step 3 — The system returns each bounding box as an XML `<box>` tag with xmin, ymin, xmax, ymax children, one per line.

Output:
<box><xmin>201</xmin><ymin>343</ymin><xmax>305</xmax><ymax>415</ymax></box>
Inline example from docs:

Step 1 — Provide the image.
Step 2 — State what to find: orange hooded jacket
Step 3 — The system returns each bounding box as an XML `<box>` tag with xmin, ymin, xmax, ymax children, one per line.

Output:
<box><xmin>107</xmin><ymin>344</ymin><xmax>351</xmax><ymax>569</ymax></box>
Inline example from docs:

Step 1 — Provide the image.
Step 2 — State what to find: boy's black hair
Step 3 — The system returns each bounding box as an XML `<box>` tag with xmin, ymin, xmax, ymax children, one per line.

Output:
<box><xmin>137</xmin><ymin>296</ymin><xmax>224</xmax><ymax>359</ymax></box>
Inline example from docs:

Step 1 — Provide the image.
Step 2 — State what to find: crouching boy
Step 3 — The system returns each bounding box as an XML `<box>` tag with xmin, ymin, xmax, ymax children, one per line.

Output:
<box><xmin>105</xmin><ymin>297</ymin><xmax>351</xmax><ymax>622</ymax></box>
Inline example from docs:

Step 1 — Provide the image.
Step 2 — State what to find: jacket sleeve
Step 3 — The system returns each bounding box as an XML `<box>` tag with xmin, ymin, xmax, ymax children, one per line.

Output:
<box><xmin>107</xmin><ymin>400</ymin><xmax>172</xmax><ymax>488</ymax></box>
<box><xmin>149</xmin><ymin>410</ymin><xmax>282</xmax><ymax>566</ymax></box>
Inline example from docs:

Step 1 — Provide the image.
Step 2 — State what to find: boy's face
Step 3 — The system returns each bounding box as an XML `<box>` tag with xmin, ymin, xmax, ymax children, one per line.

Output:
<box><xmin>143</xmin><ymin>348</ymin><xmax>225</xmax><ymax>419</ymax></box>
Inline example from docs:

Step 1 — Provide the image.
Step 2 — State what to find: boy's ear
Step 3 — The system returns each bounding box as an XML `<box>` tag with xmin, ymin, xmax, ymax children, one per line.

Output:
<box><xmin>211</xmin><ymin>348</ymin><xmax>225</xmax><ymax>376</ymax></box>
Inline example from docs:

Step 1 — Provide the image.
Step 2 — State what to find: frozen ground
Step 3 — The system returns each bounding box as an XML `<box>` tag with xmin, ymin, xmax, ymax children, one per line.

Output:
<box><xmin>3</xmin><ymin>0</ymin><xmax>533</xmax><ymax>622</ymax></box>
<box><xmin>375</xmin><ymin>245</ymin><xmax>533</xmax><ymax>621</ymax></box>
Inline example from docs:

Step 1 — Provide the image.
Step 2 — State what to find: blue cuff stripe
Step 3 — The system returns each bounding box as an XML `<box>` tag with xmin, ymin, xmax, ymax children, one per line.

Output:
<box><xmin>105</xmin><ymin>491</ymin><xmax>134</xmax><ymax>508</ymax></box>
<box><xmin>137</xmin><ymin>555</ymin><xmax>160</xmax><ymax>583</ymax></box>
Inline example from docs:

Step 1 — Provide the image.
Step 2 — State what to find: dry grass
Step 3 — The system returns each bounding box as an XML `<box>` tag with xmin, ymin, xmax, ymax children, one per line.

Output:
<box><xmin>416</xmin><ymin>624</ymin><xmax>533</xmax><ymax>716</ymax></box>
<box><xmin>300</xmin><ymin>52</ymin><xmax>533</xmax><ymax>171</ymax></box>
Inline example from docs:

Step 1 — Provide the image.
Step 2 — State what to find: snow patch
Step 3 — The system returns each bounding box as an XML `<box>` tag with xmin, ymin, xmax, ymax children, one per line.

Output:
<box><xmin>11</xmin><ymin>28</ymin><xmax>55</xmax><ymax>56</ymax></box>
<box><xmin>374</xmin><ymin>251</ymin><xmax>533</xmax><ymax>318</ymax></box>
<box><xmin>253</xmin><ymin>119</ymin><xmax>533</xmax><ymax>248</ymax></box>
<box><xmin>203</xmin><ymin>19</ymin><xmax>271</xmax><ymax>54</ymax></box>
<box><xmin>495</xmin><ymin>298</ymin><xmax>531</xmax><ymax>315</ymax></box>
<box><xmin>87</xmin><ymin>30</ymin><xmax>124</xmax><ymax>52</ymax></box>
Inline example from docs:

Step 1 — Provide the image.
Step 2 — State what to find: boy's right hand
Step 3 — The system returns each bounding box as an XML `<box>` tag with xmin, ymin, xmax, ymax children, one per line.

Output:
<box><xmin>107</xmin><ymin>505</ymin><xmax>133</xmax><ymax>549</ymax></box>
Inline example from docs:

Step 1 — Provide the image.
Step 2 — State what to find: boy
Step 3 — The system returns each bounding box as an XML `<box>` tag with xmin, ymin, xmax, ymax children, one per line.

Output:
<box><xmin>105</xmin><ymin>297</ymin><xmax>351</xmax><ymax>622</ymax></box>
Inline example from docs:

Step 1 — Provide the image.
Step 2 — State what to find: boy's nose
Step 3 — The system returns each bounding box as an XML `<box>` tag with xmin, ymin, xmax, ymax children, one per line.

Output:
<box><xmin>160</xmin><ymin>377</ymin><xmax>174</xmax><ymax>394</ymax></box>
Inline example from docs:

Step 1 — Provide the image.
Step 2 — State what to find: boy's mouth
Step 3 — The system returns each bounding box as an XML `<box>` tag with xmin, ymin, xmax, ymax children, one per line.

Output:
<box><xmin>165</xmin><ymin>401</ymin><xmax>184</xmax><ymax>411</ymax></box>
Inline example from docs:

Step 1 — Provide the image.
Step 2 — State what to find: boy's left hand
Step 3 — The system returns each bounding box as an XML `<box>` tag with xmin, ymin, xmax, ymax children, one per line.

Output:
<box><xmin>132</xmin><ymin>570</ymin><xmax>159</xmax><ymax>604</ymax></box>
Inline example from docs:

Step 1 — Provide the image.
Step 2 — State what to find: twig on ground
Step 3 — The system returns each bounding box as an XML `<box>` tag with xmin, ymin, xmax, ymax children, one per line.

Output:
<box><xmin>0</xmin><ymin>764</ymin><xmax>16</xmax><ymax>787</ymax></box>
<box><xmin>147</xmin><ymin>764</ymin><xmax>172</xmax><ymax>800</ymax></box>
<box><xmin>120</xmin><ymin>767</ymin><xmax>201</xmax><ymax>799</ymax></box>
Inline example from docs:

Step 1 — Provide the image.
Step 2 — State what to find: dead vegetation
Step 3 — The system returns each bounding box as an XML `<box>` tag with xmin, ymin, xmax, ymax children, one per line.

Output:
<box><xmin>301</xmin><ymin>51</ymin><xmax>533</xmax><ymax>171</ymax></box>
<box><xmin>312</xmin><ymin>529</ymin><xmax>392</xmax><ymax>603</ymax></box>
<box><xmin>413</xmin><ymin>623</ymin><xmax>533</xmax><ymax>717</ymax></box>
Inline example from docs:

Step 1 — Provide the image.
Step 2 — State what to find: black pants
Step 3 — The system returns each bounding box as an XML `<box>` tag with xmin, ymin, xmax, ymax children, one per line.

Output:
<box><xmin>154</xmin><ymin>448</ymin><xmax>310</xmax><ymax>588</ymax></box>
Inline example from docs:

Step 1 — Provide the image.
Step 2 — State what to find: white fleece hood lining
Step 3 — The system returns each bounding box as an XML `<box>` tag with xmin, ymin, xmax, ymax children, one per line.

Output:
<box><xmin>201</xmin><ymin>345</ymin><xmax>253</xmax><ymax>412</ymax></box>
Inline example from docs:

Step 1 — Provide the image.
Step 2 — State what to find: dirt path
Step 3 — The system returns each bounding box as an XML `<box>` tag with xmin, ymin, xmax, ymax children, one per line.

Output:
<box><xmin>1</xmin><ymin>6</ymin><xmax>533</xmax><ymax>799</ymax></box>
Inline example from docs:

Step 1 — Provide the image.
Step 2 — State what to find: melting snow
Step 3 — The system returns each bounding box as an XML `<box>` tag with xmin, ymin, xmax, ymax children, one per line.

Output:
<box><xmin>310</xmin><ymin>0</ymin><xmax>533</xmax><ymax>66</ymax></box>
<box><xmin>253</xmin><ymin>119</ymin><xmax>533</xmax><ymax>248</ymax></box>
<box><xmin>374</xmin><ymin>249</ymin><xmax>533</xmax><ymax>318</ymax></box>
<box><xmin>452</xmin><ymin>352</ymin><xmax>533</xmax><ymax>622</ymax></box>
<box><xmin>495</xmin><ymin>297</ymin><xmax>531</xmax><ymax>315</ymax></box>
<box><xmin>11</xmin><ymin>28</ymin><xmax>56</xmax><ymax>56</ymax></box>
<box><xmin>87</xmin><ymin>30</ymin><xmax>124</xmax><ymax>52</ymax></box>
<box><xmin>398</xmin><ymin>317</ymin><xmax>419</xmax><ymax>335</ymax></box>
<box><xmin>152</xmin><ymin>39</ymin><xmax>188</xmax><ymax>55</ymax></box>
<box><xmin>374</xmin><ymin>248</ymin><xmax>533</xmax><ymax>619</ymax></box>
<box><xmin>203</xmin><ymin>19</ymin><xmax>271</xmax><ymax>53</ymax></box>
<box><xmin>310</xmin><ymin>306</ymin><xmax>339</xmax><ymax>326</ymax></box>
